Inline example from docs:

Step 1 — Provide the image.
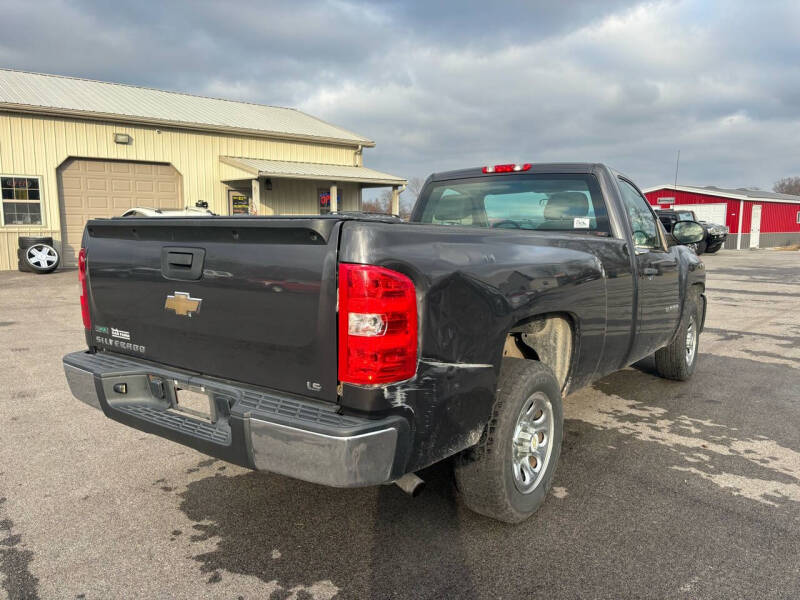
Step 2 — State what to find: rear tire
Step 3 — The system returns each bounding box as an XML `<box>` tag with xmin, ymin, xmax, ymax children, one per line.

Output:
<box><xmin>18</xmin><ymin>236</ymin><xmax>54</xmax><ymax>249</ymax></box>
<box><xmin>455</xmin><ymin>358</ymin><xmax>563</xmax><ymax>523</ymax></box>
<box><xmin>654</xmin><ymin>289</ymin><xmax>701</xmax><ymax>381</ymax></box>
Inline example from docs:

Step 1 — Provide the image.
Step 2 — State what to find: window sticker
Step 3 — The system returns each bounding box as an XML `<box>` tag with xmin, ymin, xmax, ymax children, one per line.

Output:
<box><xmin>573</xmin><ymin>217</ymin><xmax>590</xmax><ymax>229</ymax></box>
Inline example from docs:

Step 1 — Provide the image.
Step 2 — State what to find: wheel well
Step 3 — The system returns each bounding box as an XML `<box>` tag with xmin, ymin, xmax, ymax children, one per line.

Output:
<box><xmin>690</xmin><ymin>282</ymin><xmax>706</xmax><ymax>331</ymax></box>
<box><xmin>503</xmin><ymin>314</ymin><xmax>574</xmax><ymax>391</ymax></box>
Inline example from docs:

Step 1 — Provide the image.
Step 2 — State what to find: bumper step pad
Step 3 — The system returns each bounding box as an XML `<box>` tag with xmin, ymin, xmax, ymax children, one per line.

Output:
<box><xmin>116</xmin><ymin>404</ymin><xmax>231</xmax><ymax>445</ymax></box>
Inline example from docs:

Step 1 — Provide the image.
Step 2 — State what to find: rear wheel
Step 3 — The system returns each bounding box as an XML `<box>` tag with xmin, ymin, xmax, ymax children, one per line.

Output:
<box><xmin>654</xmin><ymin>289</ymin><xmax>701</xmax><ymax>380</ymax></box>
<box><xmin>455</xmin><ymin>358</ymin><xmax>563</xmax><ymax>523</ymax></box>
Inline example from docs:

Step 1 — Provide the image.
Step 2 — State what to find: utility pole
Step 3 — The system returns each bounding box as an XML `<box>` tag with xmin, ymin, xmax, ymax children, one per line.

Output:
<box><xmin>674</xmin><ymin>150</ymin><xmax>681</xmax><ymax>188</ymax></box>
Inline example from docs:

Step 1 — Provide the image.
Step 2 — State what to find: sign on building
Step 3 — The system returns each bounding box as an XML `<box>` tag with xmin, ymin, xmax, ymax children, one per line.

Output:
<box><xmin>319</xmin><ymin>189</ymin><xmax>331</xmax><ymax>214</ymax></box>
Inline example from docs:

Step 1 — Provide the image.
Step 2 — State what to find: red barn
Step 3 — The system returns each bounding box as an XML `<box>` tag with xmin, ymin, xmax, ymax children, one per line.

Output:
<box><xmin>643</xmin><ymin>184</ymin><xmax>800</xmax><ymax>249</ymax></box>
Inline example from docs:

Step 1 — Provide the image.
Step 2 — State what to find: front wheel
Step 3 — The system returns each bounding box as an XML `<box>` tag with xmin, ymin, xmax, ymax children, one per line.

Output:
<box><xmin>454</xmin><ymin>358</ymin><xmax>563</xmax><ymax>523</ymax></box>
<box><xmin>654</xmin><ymin>289</ymin><xmax>701</xmax><ymax>380</ymax></box>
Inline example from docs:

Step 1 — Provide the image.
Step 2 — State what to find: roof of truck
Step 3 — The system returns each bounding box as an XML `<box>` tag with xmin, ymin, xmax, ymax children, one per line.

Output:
<box><xmin>428</xmin><ymin>163</ymin><xmax>604</xmax><ymax>181</ymax></box>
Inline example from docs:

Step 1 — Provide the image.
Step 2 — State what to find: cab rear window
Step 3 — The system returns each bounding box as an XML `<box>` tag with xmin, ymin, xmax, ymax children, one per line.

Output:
<box><xmin>417</xmin><ymin>173</ymin><xmax>610</xmax><ymax>235</ymax></box>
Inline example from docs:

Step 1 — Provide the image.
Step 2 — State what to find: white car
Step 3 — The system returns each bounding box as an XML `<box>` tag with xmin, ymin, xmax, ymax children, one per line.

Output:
<box><xmin>121</xmin><ymin>207</ymin><xmax>215</xmax><ymax>217</ymax></box>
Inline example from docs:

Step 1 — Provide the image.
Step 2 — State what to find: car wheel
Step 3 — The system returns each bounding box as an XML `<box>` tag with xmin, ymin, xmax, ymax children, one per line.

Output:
<box><xmin>705</xmin><ymin>244</ymin><xmax>722</xmax><ymax>254</ymax></box>
<box><xmin>696</xmin><ymin>240</ymin><xmax>707</xmax><ymax>255</ymax></box>
<box><xmin>21</xmin><ymin>242</ymin><xmax>60</xmax><ymax>274</ymax></box>
<box><xmin>454</xmin><ymin>358</ymin><xmax>563</xmax><ymax>523</ymax></box>
<box><xmin>654</xmin><ymin>288</ymin><xmax>701</xmax><ymax>381</ymax></box>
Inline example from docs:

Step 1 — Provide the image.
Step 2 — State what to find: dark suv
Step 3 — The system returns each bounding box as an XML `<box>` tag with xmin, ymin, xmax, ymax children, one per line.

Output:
<box><xmin>655</xmin><ymin>209</ymin><xmax>727</xmax><ymax>254</ymax></box>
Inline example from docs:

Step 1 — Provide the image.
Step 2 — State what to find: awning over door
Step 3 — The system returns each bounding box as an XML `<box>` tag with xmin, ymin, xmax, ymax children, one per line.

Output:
<box><xmin>220</xmin><ymin>156</ymin><xmax>406</xmax><ymax>187</ymax></box>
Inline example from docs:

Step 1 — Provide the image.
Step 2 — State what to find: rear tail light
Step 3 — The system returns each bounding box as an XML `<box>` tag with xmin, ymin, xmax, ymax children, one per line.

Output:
<box><xmin>338</xmin><ymin>264</ymin><xmax>418</xmax><ymax>385</ymax></box>
<box><xmin>78</xmin><ymin>248</ymin><xmax>91</xmax><ymax>330</ymax></box>
<box><xmin>482</xmin><ymin>163</ymin><xmax>532</xmax><ymax>174</ymax></box>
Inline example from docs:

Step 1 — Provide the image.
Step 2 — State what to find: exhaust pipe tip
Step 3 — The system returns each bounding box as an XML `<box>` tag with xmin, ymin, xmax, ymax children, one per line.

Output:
<box><xmin>394</xmin><ymin>473</ymin><xmax>425</xmax><ymax>497</ymax></box>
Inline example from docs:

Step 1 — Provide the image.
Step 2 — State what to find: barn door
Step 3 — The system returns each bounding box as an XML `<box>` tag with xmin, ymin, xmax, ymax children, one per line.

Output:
<box><xmin>749</xmin><ymin>204</ymin><xmax>762</xmax><ymax>248</ymax></box>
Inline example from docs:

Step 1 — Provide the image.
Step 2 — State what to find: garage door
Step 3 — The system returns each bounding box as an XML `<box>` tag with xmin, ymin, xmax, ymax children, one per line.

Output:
<box><xmin>676</xmin><ymin>203</ymin><xmax>727</xmax><ymax>225</ymax></box>
<box><xmin>58</xmin><ymin>158</ymin><xmax>182</xmax><ymax>266</ymax></box>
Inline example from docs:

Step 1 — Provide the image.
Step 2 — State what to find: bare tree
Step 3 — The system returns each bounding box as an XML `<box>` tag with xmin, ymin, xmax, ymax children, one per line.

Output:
<box><xmin>773</xmin><ymin>176</ymin><xmax>800</xmax><ymax>196</ymax></box>
<box><xmin>393</xmin><ymin>177</ymin><xmax>424</xmax><ymax>221</ymax></box>
<box><xmin>362</xmin><ymin>179</ymin><xmax>423</xmax><ymax>219</ymax></box>
<box><xmin>406</xmin><ymin>176</ymin><xmax>424</xmax><ymax>199</ymax></box>
<box><xmin>361</xmin><ymin>189</ymin><xmax>392</xmax><ymax>214</ymax></box>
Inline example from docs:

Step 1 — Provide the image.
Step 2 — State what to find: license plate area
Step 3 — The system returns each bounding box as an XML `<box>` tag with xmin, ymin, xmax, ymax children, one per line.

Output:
<box><xmin>170</xmin><ymin>384</ymin><xmax>216</xmax><ymax>423</ymax></box>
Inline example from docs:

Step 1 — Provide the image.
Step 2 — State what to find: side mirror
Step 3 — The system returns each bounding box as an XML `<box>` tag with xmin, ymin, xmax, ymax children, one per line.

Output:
<box><xmin>672</xmin><ymin>220</ymin><xmax>705</xmax><ymax>245</ymax></box>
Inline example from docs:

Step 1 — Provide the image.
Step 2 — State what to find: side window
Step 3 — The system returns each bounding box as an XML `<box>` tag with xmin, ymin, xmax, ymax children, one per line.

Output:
<box><xmin>618</xmin><ymin>179</ymin><xmax>660</xmax><ymax>248</ymax></box>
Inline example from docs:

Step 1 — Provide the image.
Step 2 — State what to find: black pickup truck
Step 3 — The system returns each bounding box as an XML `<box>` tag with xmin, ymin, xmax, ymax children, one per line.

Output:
<box><xmin>63</xmin><ymin>163</ymin><xmax>707</xmax><ymax>523</ymax></box>
<box><xmin>655</xmin><ymin>208</ymin><xmax>728</xmax><ymax>254</ymax></box>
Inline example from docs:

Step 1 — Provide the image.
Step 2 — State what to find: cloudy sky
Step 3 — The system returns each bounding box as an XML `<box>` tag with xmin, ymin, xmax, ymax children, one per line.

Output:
<box><xmin>3</xmin><ymin>0</ymin><xmax>800</xmax><ymax>200</ymax></box>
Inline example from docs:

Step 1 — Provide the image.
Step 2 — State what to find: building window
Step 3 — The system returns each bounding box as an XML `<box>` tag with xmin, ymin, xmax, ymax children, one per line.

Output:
<box><xmin>1</xmin><ymin>177</ymin><xmax>42</xmax><ymax>225</ymax></box>
<box><xmin>797</xmin><ymin>210</ymin><xmax>800</xmax><ymax>225</ymax></box>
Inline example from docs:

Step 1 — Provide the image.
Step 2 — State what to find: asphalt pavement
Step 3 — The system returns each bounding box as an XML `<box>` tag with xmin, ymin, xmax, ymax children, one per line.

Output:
<box><xmin>1</xmin><ymin>249</ymin><xmax>799</xmax><ymax>599</ymax></box>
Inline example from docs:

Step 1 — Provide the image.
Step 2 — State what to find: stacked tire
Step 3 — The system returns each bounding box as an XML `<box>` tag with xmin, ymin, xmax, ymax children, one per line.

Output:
<box><xmin>18</xmin><ymin>236</ymin><xmax>60</xmax><ymax>274</ymax></box>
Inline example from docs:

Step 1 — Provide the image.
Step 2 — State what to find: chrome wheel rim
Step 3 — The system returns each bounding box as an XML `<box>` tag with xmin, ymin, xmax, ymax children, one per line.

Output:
<box><xmin>511</xmin><ymin>391</ymin><xmax>554</xmax><ymax>494</ymax></box>
<box><xmin>26</xmin><ymin>244</ymin><xmax>57</xmax><ymax>269</ymax></box>
<box><xmin>685</xmin><ymin>316</ymin><xmax>697</xmax><ymax>366</ymax></box>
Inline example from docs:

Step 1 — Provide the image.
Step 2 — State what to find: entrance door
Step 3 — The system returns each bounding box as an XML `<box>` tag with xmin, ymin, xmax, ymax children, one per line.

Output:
<box><xmin>749</xmin><ymin>204</ymin><xmax>762</xmax><ymax>248</ymax></box>
<box><xmin>228</xmin><ymin>189</ymin><xmax>252</xmax><ymax>215</ymax></box>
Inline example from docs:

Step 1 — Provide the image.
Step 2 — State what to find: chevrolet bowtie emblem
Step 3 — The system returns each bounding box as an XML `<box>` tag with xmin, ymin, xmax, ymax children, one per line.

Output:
<box><xmin>164</xmin><ymin>291</ymin><xmax>202</xmax><ymax>317</ymax></box>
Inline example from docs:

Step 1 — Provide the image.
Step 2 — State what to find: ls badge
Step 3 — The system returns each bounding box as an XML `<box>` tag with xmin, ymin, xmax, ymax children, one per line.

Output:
<box><xmin>165</xmin><ymin>291</ymin><xmax>202</xmax><ymax>317</ymax></box>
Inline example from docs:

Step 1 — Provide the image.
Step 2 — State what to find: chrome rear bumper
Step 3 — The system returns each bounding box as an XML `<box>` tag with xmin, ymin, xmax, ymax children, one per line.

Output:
<box><xmin>248</xmin><ymin>419</ymin><xmax>397</xmax><ymax>487</ymax></box>
<box><xmin>63</xmin><ymin>351</ymin><xmax>405</xmax><ymax>487</ymax></box>
<box><xmin>64</xmin><ymin>363</ymin><xmax>101</xmax><ymax>410</ymax></box>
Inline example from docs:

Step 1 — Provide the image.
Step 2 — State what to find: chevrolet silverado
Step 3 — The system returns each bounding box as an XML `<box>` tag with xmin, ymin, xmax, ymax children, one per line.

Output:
<box><xmin>63</xmin><ymin>162</ymin><xmax>707</xmax><ymax>523</ymax></box>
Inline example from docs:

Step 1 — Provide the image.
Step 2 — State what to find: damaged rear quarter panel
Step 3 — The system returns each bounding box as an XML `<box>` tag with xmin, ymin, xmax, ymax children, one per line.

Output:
<box><xmin>339</xmin><ymin>221</ymin><xmax>624</xmax><ymax>473</ymax></box>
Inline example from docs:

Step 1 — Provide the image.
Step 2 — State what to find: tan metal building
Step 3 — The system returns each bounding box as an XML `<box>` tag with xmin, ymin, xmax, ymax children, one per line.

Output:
<box><xmin>0</xmin><ymin>69</ymin><xmax>405</xmax><ymax>269</ymax></box>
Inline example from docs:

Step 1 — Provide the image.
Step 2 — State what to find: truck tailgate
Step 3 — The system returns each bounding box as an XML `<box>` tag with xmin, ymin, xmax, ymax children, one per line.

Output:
<box><xmin>83</xmin><ymin>217</ymin><xmax>341</xmax><ymax>403</ymax></box>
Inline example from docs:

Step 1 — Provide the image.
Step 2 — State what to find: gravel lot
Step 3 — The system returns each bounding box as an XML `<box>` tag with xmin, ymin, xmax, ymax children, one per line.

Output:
<box><xmin>1</xmin><ymin>250</ymin><xmax>799</xmax><ymax>599</ymax></box>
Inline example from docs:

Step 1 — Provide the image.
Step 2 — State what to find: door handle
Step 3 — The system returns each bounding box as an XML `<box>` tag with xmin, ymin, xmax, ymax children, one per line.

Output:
<box><xmin>167</xmin><ymin>252</ymin><xmax>193</xmax><ymax>267</ymax></box>
<box><xmin>161</xmin><ymin>247</ymin><xmax>205</xmax><ymax>280</ymax></box>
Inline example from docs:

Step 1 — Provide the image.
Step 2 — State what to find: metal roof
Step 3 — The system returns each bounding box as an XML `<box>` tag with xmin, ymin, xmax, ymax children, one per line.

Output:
<box><xmin>0</xmin><ymin>69</ymin><xmax>373</xmax><ymax>146</ymax></box>
<box><xmin>220</xmin><ymin>156</ymin><xmax>406</xmax><ymax>187</ymax></box>
<box><xmin>643</xmin><ymin>184</ymin><xmax>800</xmax><ymax>205</ymax></box>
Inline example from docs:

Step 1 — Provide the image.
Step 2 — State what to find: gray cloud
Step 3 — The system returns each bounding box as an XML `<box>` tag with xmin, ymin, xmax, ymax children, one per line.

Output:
<box><xmin>2</xmin><ymin>0</ymin><xmax>799</xmax><ymax>197</ymax></box>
